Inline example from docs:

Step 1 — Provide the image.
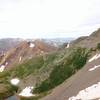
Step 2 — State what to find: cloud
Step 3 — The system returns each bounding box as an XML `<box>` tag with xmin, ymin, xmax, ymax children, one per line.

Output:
<box><xmin>0</xmin><ymin>0</ymin><xmax>99</xmax><ymax>38</ymax></box>
<box><xmin>0</xmin><ymin>0</ymin><xmax>18</xmax><ymax>10</ymax></box>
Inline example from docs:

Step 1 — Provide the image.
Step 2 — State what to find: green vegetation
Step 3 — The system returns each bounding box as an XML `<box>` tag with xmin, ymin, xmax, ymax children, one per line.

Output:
<box><xmin>97</xmin><ymin>43</ymin><xmax>100</xmax><ymax>50</ymax></box>
<box><xmin>0</xmin><ymin>53</ymin><xmax>57</xmax><ymax>99</ymax></box>
<box><xmin>0</xmin><ymin>47</ymin><xmax>89</xmax><ymax>99</ymax></box>
<box><xmin>34</xmin><ymin>48</ymin><xmax>89</xmax><ymax>93</ymax></box>
<box><xmin>0</xmin><ymin>70</ymin><xmax>19</xmax><ymax>99</ymax></box>
<box><xmin>12</xmin><ymin>56</ymin><xmax>44</xmax><ymax>78</ymax></box>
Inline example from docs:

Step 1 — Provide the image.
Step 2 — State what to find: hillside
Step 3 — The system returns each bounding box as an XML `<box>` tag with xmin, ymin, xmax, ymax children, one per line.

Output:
<box><xmin>41</xmin><ymin>29</ymin><xmax>100</xmax><ymax>100</ymax></box>
<box><xmin>0</xmin><ymin>41</ymin><xmax>88</xmax><ymax>99</ymax></box>
<box><xmin>41</xmin><ymin>51</ymin><xmax>100</xmax><ymax>100</ymax></box>
<box><xmin>1</xmin><ymin>46</ymin><xmax>88</xmax><ymax>100</ymax></box>
<box><xmin>0</xmin><ymin>29</ymin><xmax>100</xmax><ymax>100</ymax></box>
<box><xmin>70</xmin><ymin>28</ymin><xmax>100</xmax><ymax>49</ymax></box>
<box><xmin>0</xmin><ymin>38</ymin><xmax>22</xmax><ymax>53</ymax></box>
<box><xmin>0</xmin><ymin>39</ymin><xmax>57</xmax><ymax>71</ymax></box>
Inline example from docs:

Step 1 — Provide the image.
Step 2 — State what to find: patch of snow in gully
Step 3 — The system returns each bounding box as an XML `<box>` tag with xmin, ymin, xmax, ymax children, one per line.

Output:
<box><xmin>88</xmin><ymin>54</ymin><xmax>100</xmax><ymax>62</ymax></box>
<box><xmin>66</xmin><ymin>43</ymin><xmax>70</xmax><ymax>48</ymax></box>
<box><xmin>0</xmin><ymin>62</ymin><xmax>9</xmax><ymax>72</ymax></box>
<box><xmin>19</xmin><ymin>86</ymin><xmax>35</xmax><ymax>97</ymax></box>
<box><xmin>69</xmin><ymin>82</ymin><xmax>100</xmax><ymax>100</ymax></box>
<box><xmin>89</xmin><ymin>65</ymin><xmax>100</xmax><ymax>71</ymax></box>
<box><xmin>5</xmin><ymin>62</ymin><xmax>8</xmax><ymax>65</ymax></box>
<box><xmin>10</xmin><ymin>78</ymin><xmax>20</xmax><ymax>86</ymax></box>
<box><xmin>53</xmin><ymin>43</ymin><xmax>58</xmax><ymax>47</ymax></box>
<box><xmin>19</xmin><ymin>56</ymin><xmax>22</xmax><ymax>62</ymax></box>
<box><xmin>29</xmin><ymin>43</ymin><xmax>35</xmax><ymax>48</ymax></box>
<box><xmin>0</xmin><ymin>65</ymin><xmax>6</xmax><ymax>72</ymax></box>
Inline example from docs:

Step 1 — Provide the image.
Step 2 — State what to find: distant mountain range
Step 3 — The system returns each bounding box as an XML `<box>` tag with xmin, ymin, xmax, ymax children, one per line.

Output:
<box><xmin>0</xmin><ymin>38</ymin><xmax>22</xmax><ymax>53</ymax></box>
<box><xmin>0</xmin><ymin>38</ymin><xmax>74</xmax><ymax>52</ymax></box>
<box><xmin>42</xmin><ymin>38</ymin><xmax>74</xmax><ymax>45</ymax></box>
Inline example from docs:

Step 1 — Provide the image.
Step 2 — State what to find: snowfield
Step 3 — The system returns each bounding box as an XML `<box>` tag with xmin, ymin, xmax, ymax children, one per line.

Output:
<box><xmin>0</xmin><ymin>62</ymin><xmax>8</xmax><ymax>72</ymax></box>
<box><xmin>0</xmin><ymin>65</ymin><xmax>6</xmax><ymax>72</ymax></box>
<box><xmin>19</xmin><ymin>86</ymin><xmax>35</xmax><ymax>97</ymax></box>
<box><xmin>66</xmin><ymin>43</ymin><xmax>70</xmax><ymax>48</ymax></box>
<box><xmin>69</xmin><ymin>82</ymin><xmax>100</xmax><ymax>100</ymax></box>
<box><xmin>5</xmin><ymin>62</ymin><xmax>8</xmax><ymax>65</ymax></box>
<box><xmin>88</xmin><ymin>54</ymin><xmax>100</xmax><ymax>62</ymax></box>
<box><xmin>19</xmin><ymin>56</ymin><xmax>22</xmax><ymax>62</ymax></box>
<box><xmin>89</xmin><ymin>65</ymin><xmax>100</xmax><ymax>71</ymax></box>
<box><xmin>10</xmin><ymin>78</ymin><xmax>20</xmax><ymax>86</ymax></box>
<box><xmin>29</xmin><ymin>43</ymin><xmax>35</xmax><ymax>48</ymax></box>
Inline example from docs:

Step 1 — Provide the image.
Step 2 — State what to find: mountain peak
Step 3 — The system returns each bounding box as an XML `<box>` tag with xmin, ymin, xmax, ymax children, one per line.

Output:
<box><xmin>71</xmin><ymin>28</ymin><xmax>100</xmax><ymax>48</ymax></box>
<box><xmin>90</xmin><ymin>28</ymin><xmax>100</xmax><ymax>37</ymax></box>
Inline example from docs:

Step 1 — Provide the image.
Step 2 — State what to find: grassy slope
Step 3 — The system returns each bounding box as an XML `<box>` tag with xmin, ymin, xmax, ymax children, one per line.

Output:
<box><xmin>0</xmin><ymin>52</ymin><xmax>58</xmax><ymax>99</ymax></box>
<box><xmin>34</xmin><ymin>47</ymin><xmax>89</xmax><ymax>93</ymax></box>
<box><xmin>0</xmin><ymin>47</ymin><xmax>90</xmax><ymax>99</ymax></box>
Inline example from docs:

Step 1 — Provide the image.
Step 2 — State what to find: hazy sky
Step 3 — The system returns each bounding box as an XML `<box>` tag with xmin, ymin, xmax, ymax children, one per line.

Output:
<box><xmin>0</xmin><ymin>0</ymin><xmax>100</xmax><ymax>39</ymax></box>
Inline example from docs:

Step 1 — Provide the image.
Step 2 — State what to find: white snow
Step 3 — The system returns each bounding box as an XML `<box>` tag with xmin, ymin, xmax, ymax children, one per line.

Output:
<box><xmin>88</xmin><ymin>54</ymin><xmax>100</xmax><ymax>62</ymax></box>
<box><xmin>53</xmin><ymin>43</ymin><xmax>58</xmax><ymax>47</ymax></box>
<box><xmin>89</xmin><ymin>65</ymin><xmax>100</xmax><ymax>71</ymax></box>
<box><xmin>29</xmin><ymin>43</ymin><xmax>35</xmax><ymax>48</ymax></box>
<box><xmin>69</xmin><ymin>82</ymin><xmax>100</xmax><ymax>100</ymax></box>
<box><xmin>19</xmin><ymin>56</ymin><xmax>22</xmax><ymax>62</ymax></box>
<box><xmin>0</xmin><ymin>65</ymin><xmax>6</xmax><ymax>72</ymax></box>
<box><xmin>10</xmin><ymin>78</ymin><xmax>20</xmax><ymax>86</ymax></box>
<box><xmin>0</xmin><ymin>62</ymin><xmax>9</xmax><ymax>72</ymax></box>
<box><xmin>66</xmin><ymin>43</ymin><xmax>70</xmax><ymax>48</ymax></box>
<box><xmin>19</xmin><ymin>86</ymin><xmax>35</xmax><ymax>97</ymax></box>
<box><xmin>5</xmin><ymin>62</ymin><xmax>8</xmax><ymax>65</ymax></box>
<box><xmin>41</xmin><ymin>50</ymin><xmax>44</xmax><ymax>54</ymax></box>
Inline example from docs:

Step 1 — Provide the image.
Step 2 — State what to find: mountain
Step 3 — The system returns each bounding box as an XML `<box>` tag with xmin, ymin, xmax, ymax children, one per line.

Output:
<box><xmin>42</xmin><ymin>38</ymin><xmax>74</xmax><ymax>47</ymax></box>
<box><xmin>0</xmin><ymin>38</ymin><xmax>73</xmax><ymax>52</ymax></box>
<box><xmin>70</xmin><ymin>28</ymin><xmax>100</xmax><ymax>48</ymax></box>
<box><xmin>41</xmin><ymin>28</ymin><xmax>100</xmax><ymax>100</ymax></box>
<box><xmin>0</xmin><ymin>39</ymin><xmax>57</xmax><ymax>71</ymax></box>
<box><xmin>41</xmin><ymin>53</ymin><xmax>100</xmax><ymax>100</ymax></box>
<box><xmin>0</xmin><ymin>38</ymin><xmax>22</xmax><ymax>53</ymax></box>
<box><xmin>0</xmin><ymin>38</ymin><xmax>73</xmax><ymax>71</ymax></box>
<box><xmin>0</xmin><ymin>29</ymin><xmax>100</xmax><ymax>100</ymax></box>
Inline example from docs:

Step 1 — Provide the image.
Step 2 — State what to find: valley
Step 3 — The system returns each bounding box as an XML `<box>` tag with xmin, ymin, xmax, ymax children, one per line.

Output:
<box><xmin>0</xmin><ymin>29</ymin><xmax>100</xmax><ymax>100</ymax></box>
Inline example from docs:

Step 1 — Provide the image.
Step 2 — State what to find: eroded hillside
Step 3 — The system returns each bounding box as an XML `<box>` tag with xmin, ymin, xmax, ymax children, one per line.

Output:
<box><xmin>0</xmin><ymin>29</ymin><xmax>100</xmax><ymax>100</ymax></box>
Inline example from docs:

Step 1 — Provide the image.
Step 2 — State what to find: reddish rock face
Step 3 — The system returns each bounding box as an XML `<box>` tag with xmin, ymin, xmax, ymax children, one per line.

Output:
<box><xmin>0</xmin><ymin>39</ymin><xmax>57</xmax><ymax>70</ymax></box>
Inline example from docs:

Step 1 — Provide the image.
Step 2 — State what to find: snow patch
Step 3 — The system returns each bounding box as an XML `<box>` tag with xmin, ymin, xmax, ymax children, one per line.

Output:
<box><xmin>10</xmin><ymin>78</ymin><xmax>20</xmax><ymax>86</ymax></box>
<box><xmin>41</xmin><ymin>51</ymin><xmax>44</xmax><ymax>54</ymax></box>
<box><xmin>88</xmin><ymin>54</ymin><xmax>100</xmax><ymax>62</ymax></box>
<box><xmin>0</xmin><ymin>62</ymin><xmax>9</xmax><ymax>72</ymax></box>
<box><xmin>0</xmin><ymin>65</ymin><xmax>6</xmax><ymax>72</ymax></box>
<box><xmin>29</xmin><ymin>43</ymin><xmax>35</xmax><ymax>48</ymax></box>
<box><xmin>19</xmin><ymin>56</ymin><xmax>22</xmax><ymax>62</ymax></box>
<box><xmin>66</xmin><ymin>43</ymin><xmax>70</xmax><ymax>48</ymax></box>
<box><xmin>89</xmin><ymin>65</ymin><xmax>100</xmax><ymax>71</ymax></box>
<box><xmin>19</xmin><ymin>86</ymin><xmax>35</xmax><ymax>97</ymax></box>
<box><xmin>5</xmin><ymin>62</ymin><xmax>8</xmax><ymax>65</ymax></box>
<box><xmin>53</xmin><ymin>43</ymin><xmax>58</xmax><ymax>47</ymax></box>
<box><xmin>69</xmin><ymin>82</ymin><xmax>100</xmax><ymax>100</ymax></box>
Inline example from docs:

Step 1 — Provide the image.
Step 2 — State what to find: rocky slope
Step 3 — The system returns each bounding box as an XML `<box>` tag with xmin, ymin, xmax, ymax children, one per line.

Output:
<box><xmin>0</xmin><ymin>47</ymin><xmax>88</xmax><ymax>99</ymax></box>
<box><xmin>0</xmin><ymin>38</ymin><xmax>22</xmax><ymax>53</ymax></box>
<box><xmin>41</xmin><ymin>28</ymin><xmax>100</xmax><ymax>100</ymax></box>
<box><xmin>0</xmin><ymin>39</ymin><xmax>57</xmax><ymax>71</ymax></box>
<box><xmin>70</xmin><ymin>28</ymin><xmax>100</xmax><ymax>49</ymax></box>
<box><xmin>41</xmin><ymin>51</ymin><xmax>100</xmax><ymax>100</ymax></box>
<box><xmin>0</xmin><ymin>29</ymin><xmax>100</xmax><ymax>100</ymax></box>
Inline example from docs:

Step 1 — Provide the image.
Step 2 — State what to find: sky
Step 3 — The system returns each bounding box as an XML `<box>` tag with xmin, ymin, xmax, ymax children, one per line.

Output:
<box><xmin>0</xmin><ymin>0</ymin><xmax>100</xmax><ymax>39</ymax></box>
